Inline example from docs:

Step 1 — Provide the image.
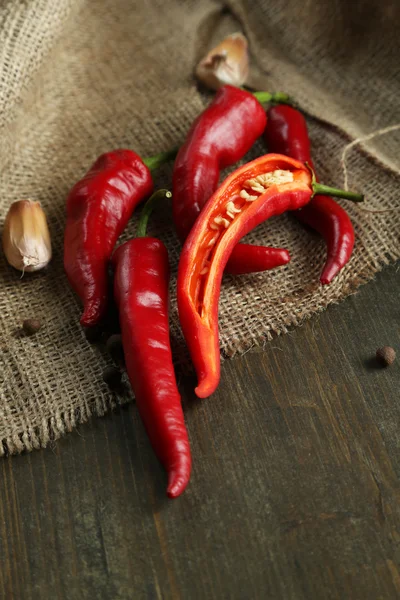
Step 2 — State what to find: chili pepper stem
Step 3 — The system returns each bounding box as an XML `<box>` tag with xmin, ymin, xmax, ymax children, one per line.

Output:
<box><xmin>306</xmin><ymin>162</ymin><xmax>364</xmax><ymax>202</ymax></box>
<box><xmin>312</xmin><ymin>183</ymin><xmax>364</xmax><ymax>203</ymax></box>
<box><xmin>253</xmin><ymin>91</ymin><xmax>293</xmax><ymax>106</ymax></box>
<box><xmin>142</xmin><ymin>148</ymin><xmax>178</xmax><ymax>171</ymax></box>
<box><xmin>137</xmin><ymin>189</ymin><xmax>172</xmax><ymax>237</ymax></box>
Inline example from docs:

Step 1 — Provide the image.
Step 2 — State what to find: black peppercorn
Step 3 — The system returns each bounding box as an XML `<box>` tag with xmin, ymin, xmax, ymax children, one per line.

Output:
<box><xmin>376</xmin><ymin>346</ymin><xmax>396</xmax><ymax>367</ymax></box>
<box><xmin>22</xmin><ymin>319</ymin><xmax>42</xmax><ymax>336</ymax></box>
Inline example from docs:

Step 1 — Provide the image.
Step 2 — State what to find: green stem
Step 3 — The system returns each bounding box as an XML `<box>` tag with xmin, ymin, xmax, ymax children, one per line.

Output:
<box><xmin>306</xmin><ymin>163</ymin><xmax>364</xmax><ymax>202</ymax></box>
<box><xmin>252</xmin><ymin>91</ymin><xmax>293</xmax><ymax>106</ymax></box>
<box><xmin>142</xmin><ymin>148</ymin><xmax>178</xmax><ymax>171</ymax></box>
<box><xmin>312</xmin><ymin>183</ymin><xmax>364</xmax><ymax>202</ymax></box>
<box><xmin>136</xmin><ymin>189</ymin><xmax>172</xmax><ymax>238</ymax></box>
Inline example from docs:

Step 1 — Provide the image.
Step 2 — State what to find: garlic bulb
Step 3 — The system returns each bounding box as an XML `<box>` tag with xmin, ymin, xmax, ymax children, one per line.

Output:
<box><xmin>195</xmin><ymin>32</ymin><xmax>249</xmax><ymax>91</ymax></box>
<box><xmin>2</xmin><ymin>199</ymin><xmax>52</xmax><ymax>272</ymax></box>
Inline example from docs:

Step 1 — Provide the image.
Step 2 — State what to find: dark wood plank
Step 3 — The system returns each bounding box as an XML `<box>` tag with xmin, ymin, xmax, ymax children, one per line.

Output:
<box><xmin>1</xmin><ymin>262</ymin><xmax>399</xmax><ymax>600</ymax></box>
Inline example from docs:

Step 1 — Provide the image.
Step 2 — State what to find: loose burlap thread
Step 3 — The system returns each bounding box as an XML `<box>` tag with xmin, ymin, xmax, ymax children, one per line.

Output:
<box><xmin>0</xmin><ymin>0</ymin><xmax>399</xmax><ymax>456</ymax></box>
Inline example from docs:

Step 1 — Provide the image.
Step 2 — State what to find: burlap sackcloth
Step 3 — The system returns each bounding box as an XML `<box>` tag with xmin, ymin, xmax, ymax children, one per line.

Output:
<box><xmin>0</xmin><ymin>0</ymin><xmax>399</xmax><ymax>456</ymax></box>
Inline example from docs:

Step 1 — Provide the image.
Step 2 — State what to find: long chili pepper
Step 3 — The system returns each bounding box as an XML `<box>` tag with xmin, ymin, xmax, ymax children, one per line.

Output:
<box><xmin>177</xmin><ymin>154</ymin><xmax>364</xmax><ymax>398</ymax></box>
<box><xmin>113</xmin><ymin>190</ymin><xmax>191</xmax><ymax>499</ymax></box>
<box><xmin>64</xmin><ymin>148</ymin><xmax>176</xmax><ymax>327</ymax></box>
<box><xmin>265</xmin><ymin>105</ymin><xmax>355</xmax><ymax>284</ymax></box>
<box><xmin>172</xmin><ymin>85</ymin><xmax>292</xmax><ymax>275</ymax></box>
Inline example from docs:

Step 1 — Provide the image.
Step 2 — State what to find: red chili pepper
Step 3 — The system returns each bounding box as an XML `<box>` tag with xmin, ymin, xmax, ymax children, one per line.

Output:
<box><xmin>265</xmin><ymin>105</ymin><xmax>355</xmax><ymax>284</ymax></box>
<box><xmin>225</xmin><ymin>244</ymin><xmax>290</xmax><ymax>275</ymax></box>
<box><xmin>64</xmin><ymin>148</ymin><xmax>175</xmax><ymax>327</ymax></box>
<box><xmin>172</xmin><ymin>85</ymin><xmax>292</xmax><ymax>274</ymax></box>
<box><xmin>177</xmin><ymin>154</ymin><xmax>363</xmax><ymax>398</ymax></box>
<box><xmin>113</xmin><ymin>190</ymin><xmax>191</xmax><ymax>498</ymax></box>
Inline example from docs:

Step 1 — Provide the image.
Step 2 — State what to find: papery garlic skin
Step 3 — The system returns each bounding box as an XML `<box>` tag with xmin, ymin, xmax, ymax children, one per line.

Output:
<box><xmin>2</xmin><ymin>199</ymin><xmax>52</xmax><ymax>272</ymax></box>
<box><xmin>195</xmin><ymin>32</ymin><xmax>249</xmax><ymax>91</ymax></box>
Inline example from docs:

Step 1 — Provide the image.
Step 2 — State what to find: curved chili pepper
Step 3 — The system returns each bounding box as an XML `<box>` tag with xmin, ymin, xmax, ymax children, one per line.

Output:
<box><xmin>172</xmin><ymin>85</ymin><xmax>291</xmax><ymax>274</ymax></box>
<box><xmin>177</xmin><ymin>154</ymin><xmax>364</xmax><ymax>398</ymax></box>
<box><xmin>64</xmin><ymin>148</ymin><xmax>175</xmax><ymax>327</ymax></box>
<box><xmin>113</xmin><ymin>190</ymin><xmax>191</xmax><ymax>498</ymax></box>
<box><xmin>265</xmin><ymin>105</ymin><xmax>355</xmax><ymax>284</ymax></box>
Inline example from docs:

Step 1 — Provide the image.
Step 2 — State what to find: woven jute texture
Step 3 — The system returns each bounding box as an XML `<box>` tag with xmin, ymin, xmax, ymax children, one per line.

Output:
<box><xmin>0</xmin><ymin>0</ymin><xmax>399</xmax><ymax>455</ymax></box>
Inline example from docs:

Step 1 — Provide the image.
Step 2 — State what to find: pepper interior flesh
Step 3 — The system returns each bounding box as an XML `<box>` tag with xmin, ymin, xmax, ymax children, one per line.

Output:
<box><xmin>190</xmin><ymin>165</ymin><xmax>309</xmax><ymax>320</ymax></box>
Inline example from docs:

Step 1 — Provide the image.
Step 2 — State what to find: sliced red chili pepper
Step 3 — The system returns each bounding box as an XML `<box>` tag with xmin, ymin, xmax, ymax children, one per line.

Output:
<box><xmin>64</xmin><ymin>148</ymin><xmax>175</xmax><ymax>327</ymax></box>
<box><xmin>265</xmin><ymin>105</ymin><xmax>355</xmax><ymax>284</ymax></box>
<box><xmin>177</xmin><ymin>154</ymin><xmax>364</xmax><ymax>398</ymax></box>
<box><xmin>172</xmin><ymin>85</ymin><xmax>292</xmax><ymax>275</ymax></box>
<box><xmin>113</xmin><ymin>190</ymin><xmax>191</xmax><ymax>498</ymax></box>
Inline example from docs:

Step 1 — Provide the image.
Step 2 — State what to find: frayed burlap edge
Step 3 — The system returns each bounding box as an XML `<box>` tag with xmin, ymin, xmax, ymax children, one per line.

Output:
<box><xmin>2</xmin><ymin>247</ymin><xmax>397</xmax><ymax>459</ymax></box>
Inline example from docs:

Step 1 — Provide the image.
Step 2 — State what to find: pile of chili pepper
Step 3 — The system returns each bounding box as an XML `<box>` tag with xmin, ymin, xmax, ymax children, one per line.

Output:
<box><xmin>64</xmin><ymin>84</ymin><xmax>364</xmax><ymax>497</ymax></box>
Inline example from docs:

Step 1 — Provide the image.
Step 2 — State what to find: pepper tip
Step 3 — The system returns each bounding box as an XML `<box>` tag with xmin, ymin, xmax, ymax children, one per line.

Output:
<box><xmin>166</xmin><ymin>469</ymin><xmax>191</xmax><ymax>499</ymax></box>
<box><xmin>80</xmin><ymin>299</ymin><xmax>105</xmax><ymax>327</ymax></box>
<box><xmin>195</xmin><ymin>381</ymin><xmax>216</xmax><ymax>399</ymax></box>
<box><xmin>319</xmin><ymin>262</ymin><xmax>342</xmax><ymax>285</ymax></box>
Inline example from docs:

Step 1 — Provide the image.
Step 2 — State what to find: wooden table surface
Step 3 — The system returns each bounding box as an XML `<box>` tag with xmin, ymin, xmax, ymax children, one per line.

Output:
<box><xmin>1</xmin><ymin>263</ymin><xmax>399</xmax><ymax>600</ymax></box>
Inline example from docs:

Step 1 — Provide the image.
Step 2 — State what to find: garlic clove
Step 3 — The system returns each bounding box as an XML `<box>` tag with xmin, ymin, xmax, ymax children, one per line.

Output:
<box><xmin>195</xmin><ymin>32</ymin><xmax>249</xmax><ymax>91</ymax></box>
<box><xmin>2</xmin><ymin>199</ymin><xmax>52</xmax><ymax>272</ymax></box>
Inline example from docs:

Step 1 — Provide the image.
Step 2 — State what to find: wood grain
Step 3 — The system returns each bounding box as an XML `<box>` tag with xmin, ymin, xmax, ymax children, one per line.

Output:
<box><xmin>1</xmin><ymin>263</ymin><xmax>399</xmax><ymax>600</ymax></box>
